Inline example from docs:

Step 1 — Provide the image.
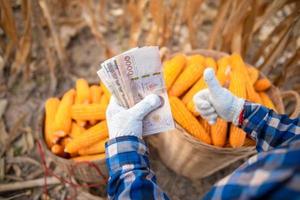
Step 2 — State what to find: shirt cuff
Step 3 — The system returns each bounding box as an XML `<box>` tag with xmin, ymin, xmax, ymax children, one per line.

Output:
<box><xmin>105</xmin><ymin>136</ymin><xmax>150</xmax><ymax>175</ymax></box>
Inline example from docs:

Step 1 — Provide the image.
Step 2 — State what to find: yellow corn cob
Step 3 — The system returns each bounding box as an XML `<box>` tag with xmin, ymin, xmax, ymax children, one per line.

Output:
<box><xmin>65</xmin><ymin>121</ymin><xmax>108</xmax><ymax>153</ymax></box>
<box><xmin>204</xmin><ymin>57</ymin><xmax>217</xmax><ymax>72</ymax></box>
<box><xmin>211</xmin><ymin>119</ymin><xmax>227</xmax><ymax>147</ymax></box>
<box><xmin>100</xmin><ymin>83</ymin><xmax>111</xmax><ymax>99</ymax></box>
<box><xmin>53</xmin><ymin>89</ymin><xmax>75</xmax><ymax>138</ymax></box>
<box><xmin>90</xmin><ymin>85</ymin><xmax>103</xmax><ymax>125</ymax></box>
<box><xmin>199</xmin><ymin>118</ymin><xmax>211</xmax><ymax>135</ymax></box>
<box><xmin>216</xmin><ymin>56</ymin><xmax>231</xmax><ymax>86</ymax></box>
<box><xmin>259</xmin><ymin>92</ymin><xmax>276</xmax><ymax>111</ymax></box>
<box><xmin>247</xmin><ymin>67</ymin><xmax>259</xmax><ymax>85</ymax></box>
<box><xmin>69</xmin><ymin>122</ymin><xmax>84</xmax><ymax>138</ymax></box>
<box><xmin>75</xmin><ymin>79</ymin><xmax>90</xmax><ymax>127</ymax></box>
<box><xmin>228</xmin><ymin>53</ymin><xmax>246</xmax><ymax>71</ymax></box>
<box><xmin>246</xmin><ymin>85</ymin><xmax>262</xmax><ymax>104</ymax></box>
<box><xmin>99</xmin><ymin>94</ymin><xmax>109</xmax><ymax>111</ymax></box>
<box><xmin>72</xmin><ymin>153</ymin><xmax>106</xmax><ymax>162</ymax></box>
<box><xmin>51</xmin><ymin>144</ymin><xmax>64</xmax><ymax>156</ymax></box>
<box><xmin>228</xmin><ymin>69</ymin><xmax>247</xmax><ymax>148</ymax></box>
<box><xmin>229</xmin><ymin>71</ymin><xmax>247</xmax><ymax>98</ymax></box>
<box><xmin>90</xmin><ymin>85</ymin><xmax>103</xmax><ymax>103</ymax></box>
<box><xmin>187</xmin><ymin>55</ymin><xmax>204</xmax><ymax>66</ymax></box>
<box><xmin>61</xmin><ymin>137</ymin><xmax>72</xmax><ymax>147</ymax></box>
<box><xmin>78</xmin><ymin>138</ymin><xmax>108</xmax><ymax>155</ymax></box>
<box><xmin>187</xmin><ymin>100</ymin><xmax>199</xmax><ymax>116</ymax></box>
<box><xmin>182</xmin><ymin>77</ymin><xmax>206</xmax><ymax>104</ymax></box>
<box><xmin>44</xmin><ymin>98</ymin><xmax>60</xmax><ymax>148</ymax></box>
<box><xmin>254</xmin><ymin>78</ymin><xmax>272</xmax><ymax>92</ymax></box>
<box><xmin>75</xmin><ymin>79</ymin><xmax>90</xmax><ymax>104</ymax></box>
<box><xmin>71</xmin><ymin>104</ymin><xmax>106</xmax><ymax>121</ymax></box>
<box><xmin>229</xmin><ymin>54</ymin><xmax>262</xmax><ymax>104</ymax></box>
<box><xmin>229</xmin><ymin>125</ymin><xmax>246</xmax><ymax>148</ymax></box>
<box><xmin>169</xmin><ymin>97</ymin><xmax>211</xmax><ymax>144</ymax></box>
<box><xmin>163</xmin><ymin>54</ymin><xmax>186</xmax><ymax>90</ymax></box>
<box><xmin>169</xmin><ymin>61</ymin><xmax>205</xmax><ymax>97</ymax></box>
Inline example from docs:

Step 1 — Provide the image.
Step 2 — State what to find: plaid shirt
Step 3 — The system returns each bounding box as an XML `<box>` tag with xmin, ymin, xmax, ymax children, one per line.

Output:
<box><xmin>105</xmin><ymin>102</ymin><xmax>300</xmax><ymax>200</ymax></box>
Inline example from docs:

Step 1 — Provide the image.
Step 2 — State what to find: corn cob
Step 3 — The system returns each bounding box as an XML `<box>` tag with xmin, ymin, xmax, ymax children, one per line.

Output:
<box><xmin>99</xmin><ymin>94</ymin><xmax>109</xmax><ymax>111</ymax></box>
<box><xmin>90</xmin><ymin>85</ymin><xmax>103</xmax><ymax>125</ymax></box>
<box><xmin>254</xmin><ymin>78</ymin><xmax>272</xmax><ymax>92</ymax></box>
<box><xmin>229</xmin><ymin>71</ymin><xmax>247</xmax><ymax>98</ymax></box>
<box><xmin>61</xmin><ymin>137</ymin><xmax>72</xmax><ymax>147</ymax></box>
<box><xmin>246</xmin><ymin>84</ymin><xmax>262</xmax><ymax>104</ymax></box>
<box><xmin>247</xmin><ymin>67</ymin><xmax>259</xmax><ymax>85</ymax></box>
<box><xmin>169</xmin><ymin>97</ymin><xmax>211</xmax><ymax>144</ymax></box>
<box><xmin>182</xmin><ymin>77</ymin><xmax>206</xmax><ymax>104</ymax></box>
<box><xmin>259</xmin><ymin>92</ymin><xmax>276</xmax><ymax>111</ymax></box>
<box><xmin>90</xmin><ymin>85</ymin><xmax>103</xmax><ymax>103</ymax></box>
<box><xmin>65</xmin><ymin>121</ymin><xmax>108</xmax><ymax>153</ymax></box>
<box><xmin>229</xmin><ymin>53</ymin><xmax>245</xmax><ymax>70</ymax></box>
<box><xmin>187</xmin><ymin>54</ymin><xmax>204</xmax><ymax>66</ymax></box>
<box><xmin>163</xmin><ymin>53</ymin><xmax>186</xmax><ymax>90</ymax></box>
<box><xmin>169</xmin><ymin>62</ymin><xmax>205</xmax><ymax>97</ymax></box>
<box><xmin>75</xmin><ymin>79</ymin><xmax>90</xmax><ymax>104</ymax></box>
<box><xmin>211</xmin><ymin>118</ymin><xmax>227</xmax><ymax>147</ymax></box>
<box><xmin>78</xmin><ymin>138</ymin><xmax>108</xmax><ymax>155</ymax></box>
<box><xmin>204</xmin><ymin>57</ymin><xmax>217</xmax><ymax>72</ymax></box>
<box><xmin>53</xmin><ymin>89</ymin><xmax>75</xmax><ymax>138</ymax></box>
<box><xmin>75</xmin><ymin>79</ymin><xmax>90</xmax><ymax>127</ymax></box>
<box><xmin>100</xmin><ymin>83</ymin><xmax>111</xmax><ymax>99</ymax></box>
<box><xmin>72</xmin><ymin>153</ymin><xmax>106</xmax><ymax>162</ymax></box>
<box><xmin>51</xmin><ymin>144</ymin><xmax>64</xmax><ymax>156</ymax></box>
<box><xmin>229</xmin><ymin>125</ymin><xmax>246</xmax><ymax>148</ymax></box>
<box><xmin>71</xmin><ymin>104</ymin><xmax>106</xmax><ymax>121</ymax></box>
<box><xmin>187</xmin><ymin>100</ymin><xmax>199</xmax><ymax>116</ymax></box>
<box><xmin>44</xmin><ymin>98</ymin><xmax>60</xmax><ymax>148</ymax></box>
<box><xmin>216</xmin><ymin>56</ymin><xmax>231</xmax><ymax>86</ymax></box>
<box><xmin>228</xmin><ymin>70</ymin><xmax>247</xmax><ymax>147</ymax></box>
<box><xmin>229</xmin><ymin>54</ymin><xmax>262</xmax><ymax>103</ymax></box>
<box><xmin>69</xmin><ymin>122</ymin><xmax>84</xmax><ymax>138</ymax></box>
<box><xmin>199</xmin><ymin>118</ymin><xmax>211</xmax><ymax>134</ymax></box>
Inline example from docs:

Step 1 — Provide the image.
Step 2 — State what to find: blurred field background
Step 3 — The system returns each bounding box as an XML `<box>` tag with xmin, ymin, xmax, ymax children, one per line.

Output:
<box><xmin>0</xmin><ymin>0</ymin><xmax>299</xmax><ymax>199</ymax></box>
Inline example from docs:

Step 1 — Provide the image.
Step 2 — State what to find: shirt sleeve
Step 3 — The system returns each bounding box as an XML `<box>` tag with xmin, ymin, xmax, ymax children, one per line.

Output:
<box><xmin>105</xmin><ymin>136</ymin><xmax>169</xmax><ymax>200</ymax></box>
<box><xmin>239</xmin><ymin>101</ymin><xmax>300</xmax><ymax>152</ymax></box>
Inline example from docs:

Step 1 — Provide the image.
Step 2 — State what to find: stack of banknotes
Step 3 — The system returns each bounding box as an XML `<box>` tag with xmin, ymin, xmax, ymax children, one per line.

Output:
<box><xmin>97</xmin><ymin>46</ymin><xmax>174</xmax><ymax>135</ymax></box>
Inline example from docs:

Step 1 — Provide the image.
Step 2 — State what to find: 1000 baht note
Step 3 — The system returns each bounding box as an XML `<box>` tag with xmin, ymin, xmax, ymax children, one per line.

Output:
<box><xmin>97</xmin><ymin>46</ymin><xmax>174</xmax><ymax>135</ymax></box>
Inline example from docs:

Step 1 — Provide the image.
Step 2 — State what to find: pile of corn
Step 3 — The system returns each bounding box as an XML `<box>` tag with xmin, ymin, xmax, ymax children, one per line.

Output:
<box><xmin>164</xmin><ymin>53</ymin><xmax>275</xmax><ymax>148</ymax></box>
<box><xmin>44</xmin><ymin>79</ymin><xmax>111</xmax><ymax>161</ymax></box>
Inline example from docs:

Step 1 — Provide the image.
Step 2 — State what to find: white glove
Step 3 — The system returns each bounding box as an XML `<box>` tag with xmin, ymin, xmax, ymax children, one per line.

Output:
<box><xmin>106</xmin><ymin>94</ymin><xmax>162</xmax><ymax>139</ymax></box>
<box><xmin>193</xmin><ymin>68</ymin><xmax>245</xmax><ymax>125</ymax></box>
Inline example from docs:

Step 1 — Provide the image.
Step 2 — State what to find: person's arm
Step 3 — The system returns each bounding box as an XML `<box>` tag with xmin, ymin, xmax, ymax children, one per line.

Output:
<box><xmin>105</xmin><ymin>136</ymin><xmax>168</xmax><ymax>199</ymax></box>
<box><xmin>239</xmin><ymin>101</ymin><xmax>299</xmax><ymax>152</ymax></box>
<box><xmin>105</xmin><ymin>94</ymin><xmax>169</xmax><ymax>199</ymax></box>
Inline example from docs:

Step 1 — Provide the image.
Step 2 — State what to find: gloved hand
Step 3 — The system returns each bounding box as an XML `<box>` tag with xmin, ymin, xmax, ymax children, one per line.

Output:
<box><xmin>193</xmin><ymin>68</ymin><xmax>245</xmax><ymax>125</ymax></box>
<box><xmin>106</xmin><ymin>94</ymin><xmax>162</xmax><ymax>139</ymax></box>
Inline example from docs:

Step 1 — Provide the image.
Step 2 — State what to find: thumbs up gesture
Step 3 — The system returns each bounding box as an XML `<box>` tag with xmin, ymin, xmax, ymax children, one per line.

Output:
<box><xmin>193</xmin><ymin>68</ymin><xmax>245</xmax><ymax>125</ymax></box>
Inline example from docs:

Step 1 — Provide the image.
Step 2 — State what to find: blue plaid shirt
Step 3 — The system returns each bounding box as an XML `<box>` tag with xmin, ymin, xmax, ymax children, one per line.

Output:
<box><xmin>105</xmin><ymin>102</ymin><xmax>300</xmax><ymax>199</ymax></box>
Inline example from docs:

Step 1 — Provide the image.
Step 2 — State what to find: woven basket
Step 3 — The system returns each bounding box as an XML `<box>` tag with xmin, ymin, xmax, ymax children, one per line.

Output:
<box><xmin>147</xmin><ymin>49</ymin><xmax>288</xmax><ymax>180</ymax></box>
<box><xmin>38</xmin><ymin>99</ymin><xmax>108</xmax><ymax>184</ymax></box>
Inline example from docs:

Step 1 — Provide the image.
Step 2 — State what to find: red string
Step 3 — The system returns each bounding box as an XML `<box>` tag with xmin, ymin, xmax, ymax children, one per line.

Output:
<box><xmin>36</xmin><ymin>140</ymin><xmax>108</xmax><ymax>199</ymax></box>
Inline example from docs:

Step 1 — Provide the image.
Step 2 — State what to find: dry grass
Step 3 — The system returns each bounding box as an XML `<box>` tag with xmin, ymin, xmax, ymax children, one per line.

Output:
<box><xmin>0</xmin><ymin>0</ymin><xmax>299</xmax><ymax>92</ymax></box>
